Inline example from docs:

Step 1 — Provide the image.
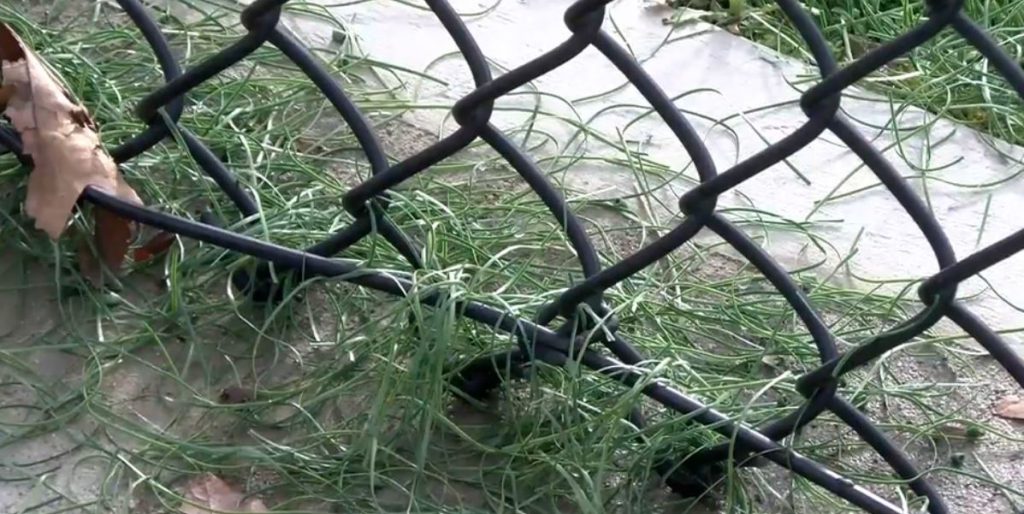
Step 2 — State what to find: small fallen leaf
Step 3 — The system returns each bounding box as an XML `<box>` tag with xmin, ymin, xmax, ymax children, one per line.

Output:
<box><xmin>994</xmin><ymin>396</ymin><xmax>1024</xmax><ymax>421</ymax></box>
<box><xmin>180</xmin><ymin>474</ymin><xmax>267</xmax><ymax>514</ymax></box>
<box><xmin>94</xmin><ymin>205</ymin><xmax>134</xmax><ymax>270</ymax></box>
<box><xmin>133</xmin><ymin>231</ymin><xmax>176</xmax><ymax>263</ymax></box>
<box><xmin>0</xmin><ymin>23</ymin><xmax>140</xmax><ymax>276</ymax></box>
<box><xmin>78</xmin><ymin>205</ymin><xmax>136</xmax><ymax>285</ymax></box>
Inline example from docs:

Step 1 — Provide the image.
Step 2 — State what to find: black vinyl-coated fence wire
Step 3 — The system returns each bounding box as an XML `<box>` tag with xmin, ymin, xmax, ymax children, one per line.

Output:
<box><xmin>4</xmin><ymin>0</ymin><xmax>1024</xmax><ymax>512</ymax></box>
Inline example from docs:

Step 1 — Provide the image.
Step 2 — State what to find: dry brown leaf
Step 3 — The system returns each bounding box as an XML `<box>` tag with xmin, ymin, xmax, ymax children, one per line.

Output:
<box><xmin>180</xmin><ymin>474</ymin><xmax>267</xmax><ymax>514</ymax></box>
<box><xmin>133</xmin><ymin>231</ymin><xmax>176</xmax><ymax>263</ymax></box>
<box><xmin>0</xmin><ymin>23</ymin><xmax>140</xmax><ymax>275</ymax></box>
<box><xmin>994</xmin><ymin>396</ymin><xmax>1024</xmax><ymax>421</ymax></box>
<box><xmin>75</xmin><ymin>205</ymin><xmax>136</xmax><ymax>285</ymax></box>
<box><xmin>94</xmin><ymin>205</ymin><xmax>134</xmax><ymax>270</ymax></box>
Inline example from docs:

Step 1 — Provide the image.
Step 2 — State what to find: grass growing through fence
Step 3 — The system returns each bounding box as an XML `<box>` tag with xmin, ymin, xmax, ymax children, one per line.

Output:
<box><xmin>0</xmin><ymin>1</ymin><xmax>1021</xmax><ymax>513</ymax></box>
<box><xmin>666</xmin><ymin>0</ymin><xmax>1024</xmax><ymax>146</ymax></box>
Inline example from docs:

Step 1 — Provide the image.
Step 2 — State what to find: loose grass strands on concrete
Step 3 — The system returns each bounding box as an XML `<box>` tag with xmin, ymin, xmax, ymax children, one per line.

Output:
<box><xmin>669</xmin><ymin>0</ymin><xmax>1024</xmax><ymax>148</ymax></box>
<box><xmin>0</xmin><ymin>1</ymin><xmax>1022</xmax><ymax>514</ymax></box>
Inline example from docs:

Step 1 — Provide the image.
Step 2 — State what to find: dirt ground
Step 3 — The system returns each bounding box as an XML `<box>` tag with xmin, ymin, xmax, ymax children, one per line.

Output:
<box><xmin>4</xmin><ymin>223</ymin><xmax>1024</xmax><ymax>514</ymax></box>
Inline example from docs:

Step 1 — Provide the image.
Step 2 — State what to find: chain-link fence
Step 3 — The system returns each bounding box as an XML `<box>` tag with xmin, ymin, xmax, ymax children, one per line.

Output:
<box><xmin>3</xmin><ymin>0</ymin><xmax>1024</xmax><ymax>512</ymax></box>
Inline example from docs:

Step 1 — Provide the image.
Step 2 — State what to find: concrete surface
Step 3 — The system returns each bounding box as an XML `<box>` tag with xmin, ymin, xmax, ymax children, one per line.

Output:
<box><xmin>285</xmin><ymin>0</ymin><xmax>1024</xmax><ymax>354</ymax></box>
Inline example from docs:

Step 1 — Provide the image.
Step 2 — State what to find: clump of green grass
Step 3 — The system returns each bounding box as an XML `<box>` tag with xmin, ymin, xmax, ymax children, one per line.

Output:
<box><xmin>0</xmin><ymin>1</ymin><xmax>1021</xmax><ymax>513</ymax></box>
<box><xmin>667</xmin><ymin>0</ymin><xmax>1024</xmax><ymax>146</ymax></box>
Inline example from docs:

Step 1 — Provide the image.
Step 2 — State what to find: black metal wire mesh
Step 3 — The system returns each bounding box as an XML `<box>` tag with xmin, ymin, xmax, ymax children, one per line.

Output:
<box><xmin>3</xmin><ymin>0</ymin><xmax>1024</xmax><ymax>512</ymax></box>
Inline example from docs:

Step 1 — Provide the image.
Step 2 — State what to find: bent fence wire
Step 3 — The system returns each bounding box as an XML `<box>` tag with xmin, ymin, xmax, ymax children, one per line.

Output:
<box><xmin>3</xmin><ymin>0</ymin><xmax>1024</xmax><ymax>512</ymax></box>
